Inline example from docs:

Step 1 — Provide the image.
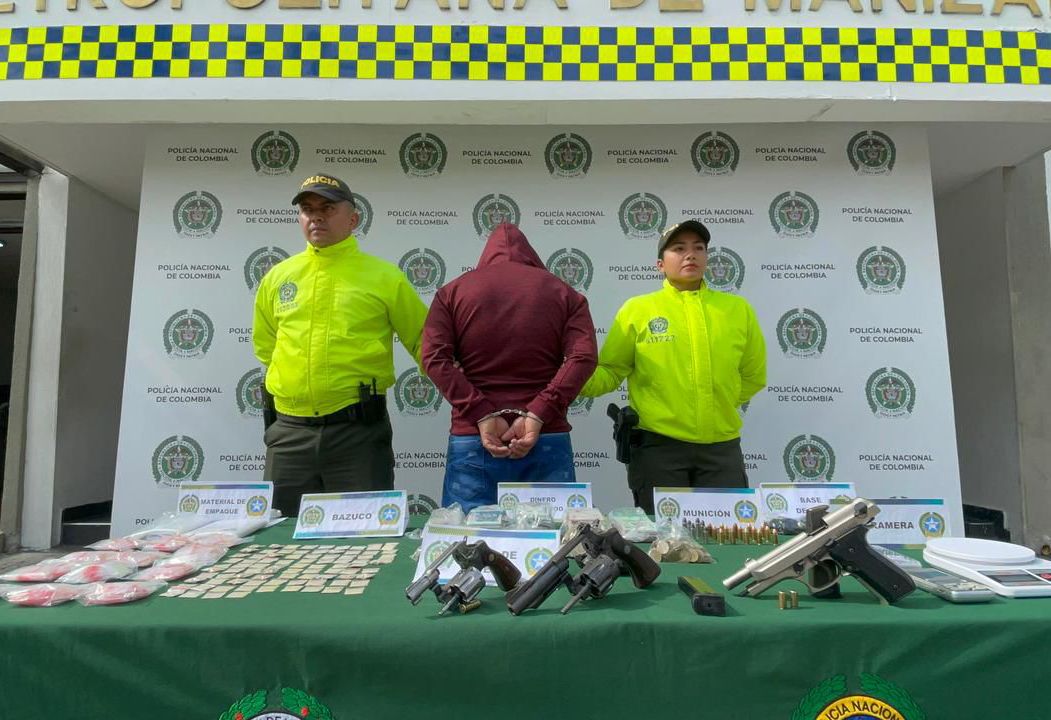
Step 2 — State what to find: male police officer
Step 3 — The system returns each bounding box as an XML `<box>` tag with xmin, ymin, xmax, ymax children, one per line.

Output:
<box><xmin>580</xmin><ymin>220</ymin><xmax>766</xmax><ymax>514</ymax></box>
<box><xmin>253</xmin><ymin>174</ymin><xmax>428</xmax><ymax>516</ymax></box>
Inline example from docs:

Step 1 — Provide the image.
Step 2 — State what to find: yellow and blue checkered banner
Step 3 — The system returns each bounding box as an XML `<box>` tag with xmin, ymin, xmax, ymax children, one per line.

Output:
<box><xmin>110</xmin><ymin>124</ymin><xmax>965</xmax><ymax>536</ymax></box>
<box><xmin>1</xmin><ymin>23</ymin><xmax>1049</xmax><ymax>83</ymax></box>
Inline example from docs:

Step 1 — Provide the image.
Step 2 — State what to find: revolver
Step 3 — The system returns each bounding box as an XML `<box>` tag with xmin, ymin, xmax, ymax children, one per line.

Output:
<box><xmin>506</xmin><ymin>525</ymin><xmax>661</xmax><ymax>615</ymax></box>
<box><xmin>722</xmin><ymin>499</ymin><xmax>916</xmax><ymax>605</ymax></box>
<box><xmin>406</xmin><ymin>539</ymin><xmax>522</xmax><ymax>615</ymax></box>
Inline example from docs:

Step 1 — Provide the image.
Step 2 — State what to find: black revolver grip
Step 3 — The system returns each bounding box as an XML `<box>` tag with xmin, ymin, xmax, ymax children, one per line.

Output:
<box><xmin>827</xmin><ymin>525</ymin><xmax>916</xmax><ymax>604</ymax></box>
<box><xmin>478</xmin><ymin>542</ymin><xmax>522</xmax><ymax>591</ymax></box>
<box><xmin>605</xmin><ymin>529</ymin><xmax>661</xmax><ymax>589</ymax></box>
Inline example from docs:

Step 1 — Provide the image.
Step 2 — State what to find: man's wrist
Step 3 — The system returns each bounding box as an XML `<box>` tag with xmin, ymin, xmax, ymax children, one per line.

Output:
<box><xmin>477</xmin><ymin>409</ymin><xmax>543</xmax><ymax>425</ymax></box>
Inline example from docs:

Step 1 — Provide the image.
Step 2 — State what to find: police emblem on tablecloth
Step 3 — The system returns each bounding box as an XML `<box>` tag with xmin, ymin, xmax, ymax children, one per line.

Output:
<box><xmin>394</xmin><ymin>368</ymin><xmax>443</xmax><ymax>416</ymax></box>
<box><xmin>866</xmin><ymin>367</ymin><xmax>916</xmax><ymax>419</ymax></box>
<box><xmin>408</xmin><ymin>493</ymin><xmax>439</xmax><ymax>516</ymax></box>
<box><xmin>178</xmin><ymin>494</ymin><xmax>200</xmax><ymax>514</ymax></box>
<box><xmin>783</xmin><ymin>434</ymin><xmax>836</xmax><ymax>482</ymax></box>
<box><xmin>251</xmin><ymin>130</ymin><xmax>300</xmax><ymax>176</ymax></box>
<box><xmin>691</xmin><ymin>131</ymin><xmax>740</xmax><ymax>176</ymax></box>
<box><xmin>705</xmin><ymin>246</ymin><xmax>745</xmax><ymax>293</ymax></box>
<box><xmin>424</xmin><ymin>541</ymin><xmax>453</xmax><ymax>568</ymax></box>
<box><xmin>173</xmin><ymin>190</ymin><xmax>222</xmax><ymax>238</ymax></box>
<box><xmin>734</xmin><ymin>500</ymin><xmax>759</xmax><ymax>524</ymax></box>
<box><xmin>769</xmin><ymin>190</ymin><xmax>819</xmax><ymax>237</ymax></box>
<box><xmin>777</xmin><ymin>308</ymin><xmax>827</xmax><ymax>359</ymax></box>
<box><xmin>847</xmin><ymin>131</ymin><xmax>896</xmax><ymax>175</ymax></box>
<box><xmin>245</xmin><ymin>496</ymin><xmax>268</xmax><ymax>518</ymax></box>
<box><xmin>619</xmin><ymin>192</ymin><xmax>667</xmax><ymax>240</ymax></box>
<box><xmin>378</xmin><ymin>503</ymin><xmax>401</xmax><ymax>527</ymax></box>
<box><xmin>790</xmin><ymin>674</ymin><xmax>924</xmax><ymax>720</ymax></box>
<box><xmin>400</xmin><ymin>133</ymin><xmax>447</xmax><ymax>177</ymax></box>
<box><xmin>299</xmin><ymin>505</ymin><xmax>325</xmax><ymax>527</ymax></box>
<box><xmin>919</xmin><ymin>511</ymin><xmax>946</xmax><ymax>538</ymax></box>
<box><xmin>353</xmin><ymin>193</ymin><xmax>374</xmax><ymax>238</ymax></box>
<box><xmin>152</xmin><ymin>435</ymin><xmax>204</xmax><ymax>487</ymax></box>
<box><xmin>163</xmin><ymin>309</ymin><xmax>214</xmax><ymax>359</ymax></box>
<box><xmin>398</xmin><ymin>248</ymin><xmax>446</xmax><ymax>295</ymax></box>
<box><xmin>656</xmin><ymin>497</ymin><xmax>681</xmax><ymax>520</ymax></box>
<box><xmin>243</xmin><ymin>246</ymin><xmax>290</xmax><ymax>292</ymax></box>
<box><xmin>524</xmin><ymin>547</ymin><xmax>554</xmax><ymax>576</ymax></box>
<box><xmin>857</xmin><ymin>246</ymin><xmax>906</xmax><ymax>294</ymax></box>
<box><xmin>219</xmin><ymin>688</ymin><xmax>337</xmax><ymax>720</ymax></box>
<box><xmin>473</xmin><ymin>193</ymin><xmax>522</xmax><ymax>237</ymax></box>
<box><xmin>546</xmin><ymin>248</ymin><xmax>594</xmax><ymax>292</ymax></box>
<box><xmin>236</xmin><ymin>368</ymin><xmax>265</xmax><ymax>418</ymax></box>
<box><xmin>545</xmin><ymin>133</ymin><xmax>592</xmax><ymax>178</ymax></box>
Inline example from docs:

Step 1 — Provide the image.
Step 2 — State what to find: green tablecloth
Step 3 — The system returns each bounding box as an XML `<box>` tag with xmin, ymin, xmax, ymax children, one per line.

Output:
<box><xmin>0</xmin><ymin>523</ymin><xmax>1044</xmax><ymax>719</ymax></box>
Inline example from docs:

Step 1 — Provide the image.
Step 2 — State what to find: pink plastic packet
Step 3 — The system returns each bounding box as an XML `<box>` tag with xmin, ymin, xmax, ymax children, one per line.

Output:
<box><xmin>132</xmin><ymin>561</ymin><xmax>198</xmax><ymax>582</ymax></box>
<box><xmin>137</xmin><ymin>534</ymin><xmax>190</xmax><ymax>553</ymax></box>
<box><xmin>76</xmin><ymin>581</ymin><xmax>166</xmax><ymax>606</ymax></box>
<box><xmin>0</xmin><ymin>560</ymin><xmax>79</xmax><ymax>583</ymax></box>
<box><xmin>56</xmin><ymin>560</ymin><xmax>138</xmax><ymax>584</ymax></box>
<box><xmin>181</xmin><ymin>532</ymin><xmax>244</xmax><ymax>549</ymax></box>
<box><xmin>2</xmin><ymin>583</ymin><xmax>85</xmax><ymax>607</ymax></box>
<box><xmin>61</xmin><ymin>551</ymin><xmax>163</xmax><ymax>568</ymax></box>
<box><xmin>85</xmin><ymin>537</ymin><xmax>141</xmax><ymax>552</ymax></box>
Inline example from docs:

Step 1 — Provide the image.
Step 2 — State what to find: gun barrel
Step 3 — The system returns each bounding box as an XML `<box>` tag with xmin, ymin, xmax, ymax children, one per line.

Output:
<box><xmin>405</xmin><ymin>569</ymin><xmax>439</xmax><ymax>605</ymax></box>
<box><xmin>723</xmin><ymin>564</ymin><xmax>754</xmax><ymax>590</ymax></box>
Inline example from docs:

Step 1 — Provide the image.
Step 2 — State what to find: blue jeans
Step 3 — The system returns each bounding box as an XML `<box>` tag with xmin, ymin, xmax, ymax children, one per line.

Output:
<box><xmin>442</xmin><ymin>432</ymin><xmax>576</xmax><ymax>513</ymax></box>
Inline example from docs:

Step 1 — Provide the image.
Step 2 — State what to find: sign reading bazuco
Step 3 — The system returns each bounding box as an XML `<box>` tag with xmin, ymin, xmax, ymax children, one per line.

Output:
<box><xmin>545</xmin><ymin>133</ymin><xmax>592</xmax><ymax>178</ymax></box>
<box><xmin>769</xmin><ymin>190</ymin><xmax>819</xmax><ymax>237</ymax></box>
<box><xmin>857</xmin><ymin>246</ymin><xmax>906</xmax><ymax>294</ymax></box>
<box><xmin>704</xmin><ymin>246</ymin><xmax>745</xmax><ymax>292</ymax></box>
<box><xmin>163</xmin><ymin>308</ymin><xmax>214</xmax><ymax>359</ymax></box>
<box><xmin>243</xmin><ymin>246</ymin><xmax>290</xmax><ymax>292</ymax></box>
<box><xmin>251</xmin><ymin>130</ymin><xmax>300</xmax><ymax>176</ymax></box>
<box><xmin>393</xmin><ymin>368</ymin><xmax>443</xmax><ymax>416</ymax></box>
<box><xmin>790</xmin><ymin>674</ymin><xmax>924</xmax><ymax>720</ymax></box>
<box><xmin>866</xmin><ymin>367</ymin><xmax>917</xmax><ymax>418</ymax></box>
<box><xmin>776</xmin><ymin>307</ymin><xmax>827</xmax><ymax>358</ymax></box>
<box><xmin>546</xmin><ymin>248</ymin><xmax>594</xmax><ymax>293</ymax></box>
<box><xmin>236</xmin><ymin>367</ymin><xmax>265</xmax><ymax>418</ymax></box>
<box><xmin>473</xmin><ymin>193</ymin><xmax>522</xmax><ymax>237</ymax></box>
<box><xmin>152</xmin><ymin>434</ymin><xmax>204</xmax><ymax>487</ymax></box>
<box><xmin>173</xmin><ymin>190</ymin><xmax>222</xmax><ymax>238</ymax></box>
<box><xmin>400</xmin><ymin>133</ymin><xmax>447</xmax><ymax>177</ymax></box>
<box><xmin>847</xmin><ymin>131</ymin><xmax>897</xmax><ymax>175</ymax></box>
<box><xmin>783</xmin><ymin>434</ymin><xmax>836</xmax><ymax>481</ymax></box>
<box><xmin>691</xmin><ymin>131</ymin><xmax>740</xmax><ymax>175</ymax></box>
<box><xmin>619</xmin><ymin>192</ymin><xmax>667</xmax><ymax>240</ymax></box>
<box><xmin>398</xmin><ymin>248</ymin><xmax>446</xmax><ymax>295</ymax></box>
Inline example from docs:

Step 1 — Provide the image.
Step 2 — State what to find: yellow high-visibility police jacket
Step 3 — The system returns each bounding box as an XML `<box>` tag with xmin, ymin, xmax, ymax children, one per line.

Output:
<box><xmin>252</xmin><ymin>235</ymin><xmax>427</xmax><ymax>417</ymax></box>
<box><xmin>581</xmin><ymin>280</ymin><xmax>766</xmax><ymax>444</ymax></box>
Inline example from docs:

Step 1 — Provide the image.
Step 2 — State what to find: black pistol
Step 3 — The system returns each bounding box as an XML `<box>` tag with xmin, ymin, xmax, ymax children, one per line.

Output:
<box><xmin>606</xmin><ymin>403</ymin><xmax>640</xmax><ymax>464</ymax></box>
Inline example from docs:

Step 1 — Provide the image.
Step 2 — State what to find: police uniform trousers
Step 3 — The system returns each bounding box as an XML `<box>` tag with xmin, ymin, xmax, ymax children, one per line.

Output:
<box><xmin>264</xmin><ymin>406</ymin><xmax>395</xmax><ymax>517</ymax></box>
<box><xmin>627</xmin><ymin>431</ymin><xmax>747</xmax><ymax>515</ymax></box>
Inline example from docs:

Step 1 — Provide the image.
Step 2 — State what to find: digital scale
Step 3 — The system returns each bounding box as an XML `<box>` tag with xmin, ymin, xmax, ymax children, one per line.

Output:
<box><xmin>923</xmin><ymin>538</ymin><xmax>1051</xmax><ymax>598</ymax></box>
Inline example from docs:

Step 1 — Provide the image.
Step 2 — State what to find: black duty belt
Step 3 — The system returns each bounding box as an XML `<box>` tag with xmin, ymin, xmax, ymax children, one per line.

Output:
<box><xmin>277</xmin><ymin>397</ymin><xmax>386</xmax><ymax>426</ymax></box>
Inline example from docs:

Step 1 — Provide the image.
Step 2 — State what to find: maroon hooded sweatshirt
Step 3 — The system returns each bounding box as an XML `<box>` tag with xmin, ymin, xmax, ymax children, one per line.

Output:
<box><xmin>422</xmin><ymin>223</ymin><xmax>598</xmax><ymax>436</ymax></box>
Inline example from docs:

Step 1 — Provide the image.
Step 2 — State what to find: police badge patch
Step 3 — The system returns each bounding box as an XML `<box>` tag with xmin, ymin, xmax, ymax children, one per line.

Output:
<box><xmin>704</xmin><ymin>246</ymin><xmax>746</xmax><ymax>293</ymax></box>
<box><xmin>619</xmin><ymin>193</ymin><xmax>668</xmax><ymax>240</ymax></box>
<box><xmin>847</xmin><ymin>130</ymin><xmax>896</xmax><ymax>175</ymax></box>
<box><xmin>544</xmin><ymin>133</ymin><xmax>593</xmax><ymax>178</ymax></box>
<box><xmin>473</xmin><ymin>194</ymin><xmax>522</xmax><ymax>238</ymax></box>
<box><xmin>243</xmin><ymin>246</ymin><xmax>290</xmax><ymax>292</ymax></box>
<box><xmin>783</xmin><ymin>434</ymin><xmax>836</xmax><ymax>482</ymax></box>
<box><xmin>545</xmin><ymin>248</ymin><xmax>594</xmax><ymax>292</ymax></box>
<box><xmin>769</xmin><ymin>191</ymin><xmax>819</xmax><ymax>237</ymax></box>
<box><xmin>776</xmin><ymin>308</ymin><xmax>828</xmax><ymax>359</ymax></box>
<box><xmin>866</xmin><ymin>367</ymin><xmax>916</xmax><ymax>418</ymax></box>
<box><xmin>398</xmin><ymin>248</ymin><xmax>446</xmax><ymax>295</ymax></box>
<box><xmin>151</xmin><ymin>435</ymin><xmax>204</xmax><ymax>487</ymax></box>
<box><xmin>856</xmin><ymin>246</ymin><xmax>906</xmax><ymax>295</ymax></box>
<box><xmin>400</xmin><ymin>133</ymin><xmax>448</xmax><ymax>177</ymax></box>
<box><xmin>236</xmin><ymin>368</ymin><xmax>265</xmax><ymax>418</ymax></box>
<box><xmin>790</xmin><ymin>674</ymin><xmax>924</xmax><ymax>720</ymax></box>
<box><xmin>393</xmin><ymin>368</ymin><xmax>443</xmax><ymax>416</ymax></box>
<box><xmin>163</xmin><ymin>309</ymin><xmax>214</xmax><ymax>359</ymax></box>
<box><xmin>691</xmin><ymin>131</ymin><xmax>740</xmax><ymax>176</ymax></box>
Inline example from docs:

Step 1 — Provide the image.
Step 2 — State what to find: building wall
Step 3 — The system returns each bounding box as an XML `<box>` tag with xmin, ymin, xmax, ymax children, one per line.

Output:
<box><xmin>0</xmin><ymin>288</ymin><xmax>16</xmax><ymax>386</ymax></box>
<box><xmin>935</xmin><ymin>167</ymin><xmax>1025</xmax><ymax>539</ymax></box>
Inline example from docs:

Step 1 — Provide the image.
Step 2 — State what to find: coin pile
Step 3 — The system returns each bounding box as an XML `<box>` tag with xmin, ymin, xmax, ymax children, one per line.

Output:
<box><xmin>647</xmin><ymin>539</ymin><xmax>713</xmax><ymax>564</ymax></box>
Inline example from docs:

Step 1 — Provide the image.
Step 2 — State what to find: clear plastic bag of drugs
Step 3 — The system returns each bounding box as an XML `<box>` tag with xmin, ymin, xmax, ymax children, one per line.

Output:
<box><xmin>428</xmin><ymin>503</ymin><xmax>465</xmax><ymax>527</ymax></box>
<box><xmin>0</xmin><ymin>559</ymin><xmax>81</xmax><ymax>583</ymax></box>
<box><xmin>56</xmin><ymin>560</ymin><xmax>139</xmax><ymax>584</ymax></box>
<box><xmin>608</xmin><ymin>507</ymin><xmax>658</xmax><ymax>543</ymax></box>
<box><xmin>76</xmin><ymin>581</ymin><xmax>167</xmax><ymax>606</ymax></box>
<box><xmin>513</xmin><ymin>503</ymin><xmax>557</xmax><ymax>529</ymax></box>
<box><xmin>1</xmin><ymin>583</ymin><xmax>87</xmax><ymax>607</ymax></box>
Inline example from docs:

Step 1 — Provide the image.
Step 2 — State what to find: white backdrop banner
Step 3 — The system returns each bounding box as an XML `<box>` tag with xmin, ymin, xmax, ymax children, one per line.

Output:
<box><xmin>111</xmin><ymin>123</ymin><xmax>963</xmax><ymax>537</ymax></box>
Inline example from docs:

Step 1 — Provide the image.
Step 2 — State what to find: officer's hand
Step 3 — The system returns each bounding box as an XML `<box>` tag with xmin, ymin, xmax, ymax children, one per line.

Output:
<box><xmin>502</xmin><ymin>416</ymin><xmax>542</xmax><ymax>459</ymax></box>
<box><xmin>478</xmin><ymin>416</ymin><xmax>512</xmax><ymax>458</ymax></box>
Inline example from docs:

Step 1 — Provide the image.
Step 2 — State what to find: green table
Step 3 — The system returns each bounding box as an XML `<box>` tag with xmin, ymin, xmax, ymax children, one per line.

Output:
<box><xmin>0</xmin><ymin>523</ymin><xmax>1043</xmax><ymax>720</ymax></box>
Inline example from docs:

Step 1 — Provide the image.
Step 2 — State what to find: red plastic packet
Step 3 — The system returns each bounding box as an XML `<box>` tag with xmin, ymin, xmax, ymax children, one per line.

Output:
<box><xmin>138</xmin><ymin>534</ymin><xmax>190</xmax><ymax>553</ymax></box>
<box><xmin>57</xmin><ymin>560</ymin><xmax>138</xmax><ymax>584</ymax></box>
<box><xmin>0</xmin><ymin>560</ymin><xmax>78</xmax><ymax>583</ymax></box>
<box><xmin>77</xmin><ymin>581</ymin><xmax>166</xmax><ymax>606</ymax></box>
<box><xmin>86</xmin><ymin>538</ymin><xmax>141</xmax><ymax>552</ymax></box>
<box><xmin>133</xmin><ymin>561</ymin><xmax>198</xmax><ymax>582</ymax></box>
<box><xmin>3</xmin><ymin>583</ymin><xmax>85</xmax><ymax>607</ymax></box>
